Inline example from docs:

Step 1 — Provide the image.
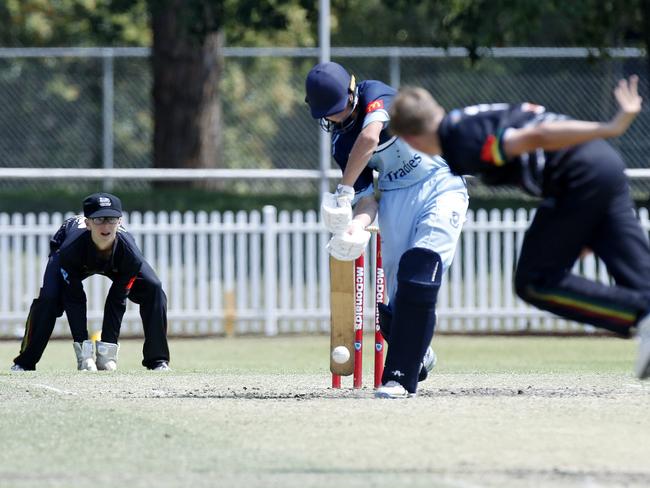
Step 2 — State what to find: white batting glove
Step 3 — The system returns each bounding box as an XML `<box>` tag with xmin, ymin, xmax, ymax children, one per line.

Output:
<box><xmin>327</xmin><ymin>221</ymin><xmax>371</xmax><ymax>261</ymax></box>
<box><xmin>334</xmin><ymin>184</ymin><xmax>355</xmax><ymax>205</ymax></box>
<box><xmin>321</xmin><ymin>184</ymin><xmax>355</xmax><ymax>234</ymax></box>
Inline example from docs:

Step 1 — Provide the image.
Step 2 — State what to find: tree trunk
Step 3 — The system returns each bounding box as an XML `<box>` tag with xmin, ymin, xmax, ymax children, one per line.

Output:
<box><xmin>151</xmin><ymin>1</ymin><xmax>224</xmax><ymax>188</ymax></box>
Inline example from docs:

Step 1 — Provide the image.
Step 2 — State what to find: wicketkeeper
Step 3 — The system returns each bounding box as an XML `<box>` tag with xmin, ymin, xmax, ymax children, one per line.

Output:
<box><xmin>11</xmin><ymin>193</ymin><xmax>170</xmax><ymax>372</ymax></box>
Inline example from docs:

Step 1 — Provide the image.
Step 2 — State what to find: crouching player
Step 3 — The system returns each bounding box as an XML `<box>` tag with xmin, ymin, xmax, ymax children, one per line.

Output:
<box><xmin>305</xmin><ymin>62</ymin><xmax>468</xmax><ymax>398</ymax></box>
<box><xmin>11</xmin><ymin>193</ymin><xmax>170</xmax><ymax>372</ymax></box>
<box><xmin>389</xmin><ymin>76</ymin><xmax>650</xmax><ymax>379</ymax></box>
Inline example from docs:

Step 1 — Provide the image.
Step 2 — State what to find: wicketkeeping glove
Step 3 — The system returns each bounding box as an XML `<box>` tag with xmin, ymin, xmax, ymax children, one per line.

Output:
<box><xmin>320</xmin><ymin>184</ymin><xmax>355</xmax><ymax>234</ymax></box>
<box><xmin>327</xmin><ymin>221</ymin><xmax>371</xmax><ymax>261</ymax></box>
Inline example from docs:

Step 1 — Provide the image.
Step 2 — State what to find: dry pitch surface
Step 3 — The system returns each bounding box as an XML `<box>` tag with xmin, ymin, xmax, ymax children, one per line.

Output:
<box><xmin>0</xmin><ymin>335</ymin><xmax>649</xmax><ymax>488</ymax></box>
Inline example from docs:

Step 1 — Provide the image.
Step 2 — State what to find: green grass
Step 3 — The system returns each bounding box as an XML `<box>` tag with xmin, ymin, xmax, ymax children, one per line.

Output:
<box><xmin>1</xmin><ymin>335</ymin><xmax>648</xmax><ymax>488</ymax></box>
<box><xmin>2</xmin><ymin>334</ymin><xmax>635</xmax><ymax>374</ymax></box>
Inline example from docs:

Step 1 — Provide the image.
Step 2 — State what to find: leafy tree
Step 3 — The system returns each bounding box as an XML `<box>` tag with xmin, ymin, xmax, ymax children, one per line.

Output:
<box><xmin>0</xmin><ymin>0</ymin><xmax>150</xmax><ymax>46</ymax></box>
<box><xmin>2</xmin><ymin>0</ymin><xmax>649</xmax><ymax>186</ymax></box>
<box><xmin>0</xmin><ymin>0</ymin><xmax>151</xmax><ymax>182</ymax></box>
<box><xmin>148</xmin><ymin>1</ymin><xmax>316</xmax><ymax>190</ymax></box>
<box><xmin>0</xmin><ymin>0</ymin><xmax>316</xmax><ymax>187</ymax></box>
<box><xmin>329</xmin><ymin>1</ymin><xmax>647</xmax><ymax>59</ymax></box>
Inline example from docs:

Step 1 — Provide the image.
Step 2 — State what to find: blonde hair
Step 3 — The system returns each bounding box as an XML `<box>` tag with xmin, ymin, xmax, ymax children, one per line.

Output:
<box><xmin>389</xmin><ymin>87</ymin><xmax>443</xmax><ymax>136</ymax></box>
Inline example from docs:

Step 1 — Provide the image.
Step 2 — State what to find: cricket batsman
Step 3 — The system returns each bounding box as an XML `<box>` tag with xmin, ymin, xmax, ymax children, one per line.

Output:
<box><xmin>305</xmin><ymin>62</ymin><xmax>469</xmax><ymax>398</ymax></box>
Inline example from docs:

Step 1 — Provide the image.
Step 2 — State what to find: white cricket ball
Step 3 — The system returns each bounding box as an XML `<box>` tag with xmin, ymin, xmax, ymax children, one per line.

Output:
<box><xmin>331</xmin><ymin>346</ymin><xmax>350</xmax><ymax>364</ymax></box>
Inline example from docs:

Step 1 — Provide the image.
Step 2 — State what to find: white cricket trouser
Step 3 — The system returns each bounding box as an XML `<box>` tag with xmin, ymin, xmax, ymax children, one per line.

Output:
<box><xmin>378</xmin><ymin>168</ymin><xmax>468</xmax><ymax>303</ymax></box>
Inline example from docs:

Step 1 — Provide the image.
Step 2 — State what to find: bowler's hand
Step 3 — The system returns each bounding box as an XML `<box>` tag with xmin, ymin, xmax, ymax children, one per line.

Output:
<box><xmin>610</xmin><ymin>75</ymin><xmax>642</xmax><ymax>136</ymax></box>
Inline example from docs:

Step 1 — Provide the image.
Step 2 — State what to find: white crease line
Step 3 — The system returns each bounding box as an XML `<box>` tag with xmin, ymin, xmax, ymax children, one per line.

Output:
<box><xmin>438</xmin><ymin>477</ymin><xmax>487</xmax><ymax>488</ymax></box>
<box><xmin>32</xmin><ymin>383</ymin><xmax>77</xmax><ymax>396</ymax></box>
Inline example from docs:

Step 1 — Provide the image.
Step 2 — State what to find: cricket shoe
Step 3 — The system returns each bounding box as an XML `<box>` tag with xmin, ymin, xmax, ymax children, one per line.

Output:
<box><xmin>151</xmin><ymin>361</ymin><xmax>171</xmax><ymax>372</ymax></box>
<box><xmin>375</xmin><ymin>381</ymin><xmax>413</xmax><ymax>399</ymax></box>
<box><xmin>635</xmin><ymin>314</ymin><xmax>650</xmax><ymax>379</ymax></box>
<box><xmin>418</xmin><ymin>346</ymin><xmax>437</xmax><ymax>382</ymax></box>
<box><xmin>10</xmin><ymin>363</ymin><xmax>25</xmax><ymax>372</ymax></box>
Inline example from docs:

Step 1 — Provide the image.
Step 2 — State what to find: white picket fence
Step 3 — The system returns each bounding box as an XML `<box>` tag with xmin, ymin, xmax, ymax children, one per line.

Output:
<box><xmin>1</xmin><ymin>206</ymin><xmax>648</xmax><ymax>338</ymax></box>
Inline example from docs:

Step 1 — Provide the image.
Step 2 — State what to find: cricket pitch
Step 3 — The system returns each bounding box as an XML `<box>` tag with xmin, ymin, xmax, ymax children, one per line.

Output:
<box><xmin>1</xmin><ymin>335</ymin><xmax>648</xmax><ymax>488</ymax></box>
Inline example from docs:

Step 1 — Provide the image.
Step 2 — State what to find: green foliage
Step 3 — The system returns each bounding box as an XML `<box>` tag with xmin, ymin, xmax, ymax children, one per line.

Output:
<box><xmin>0</xmin><ymin>1</ymin><xmax>317</xmax><ymax>175</ymax></box>
<box><xmin>0</xmin><ymin>0</ymin><xmax>150</xmax><ymax>46</ymax></box>
<box><xmin>224</xmin><ymin>0</ymin><xmax>314</xmax><ymax>45</ymax></box>
<box><xmin>2</xmin><ymin>0</ymin><xmax>649</xmax><ymax>208</ymax></box>
<box><xmin>2</xmin><ymin>0</ymin><xmax>644</xmax><ymax>51</ymax></box>
<box><xmin>548</xmin><ymin>0</ymin><xmax>642</xmax><ymax>47</ymax></box>
<box><xmin>0</xmin><ymin>1</ymin><xmax>152</xmax><ymax>171</ymax></box>
<box><xmin>329</xmin><ymin>1</ymin><xmax>646</xmax><ymax>57</ymax></box>
<box><xmin>217</xmin><ymin>2</ymin><xmax>315</xmax><ymax>174</ymax></box>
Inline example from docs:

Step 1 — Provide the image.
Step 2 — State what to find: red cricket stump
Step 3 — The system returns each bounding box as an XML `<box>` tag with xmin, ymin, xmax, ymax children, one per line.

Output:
<box><xmin>353</xmin><ymin>253</ymin><xmax>365</xmax><ymax>388</ymax></box>
<box><xmin>374</xmin><ymin>234</ymin><xmax>385</xmax><ymax>388</ymax></box>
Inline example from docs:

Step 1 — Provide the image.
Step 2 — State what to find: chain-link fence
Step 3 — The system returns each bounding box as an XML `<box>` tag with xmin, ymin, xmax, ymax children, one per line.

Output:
<box><xmin>1</xmin><ymin>47</ymin><xmax>649</xmax><ymax>198</ymax></box>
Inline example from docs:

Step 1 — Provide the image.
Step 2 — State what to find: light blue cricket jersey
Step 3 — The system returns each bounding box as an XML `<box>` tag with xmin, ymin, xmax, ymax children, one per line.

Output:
<box><xmin>330</xmin><ymin>80</ymin><xmax>449</xmax><ymax>201</ymax></box>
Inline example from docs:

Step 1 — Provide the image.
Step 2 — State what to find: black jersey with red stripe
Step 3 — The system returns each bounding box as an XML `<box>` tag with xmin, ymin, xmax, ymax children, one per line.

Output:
<box><xmin>438</xmin><ymin>103</ymin><xmax>569</xmax><ymax>196</ymax></box>
<box><xmin>52</xmin><ymin>216</ymin><xmax>143</xmax><ymax>283</ymax></box>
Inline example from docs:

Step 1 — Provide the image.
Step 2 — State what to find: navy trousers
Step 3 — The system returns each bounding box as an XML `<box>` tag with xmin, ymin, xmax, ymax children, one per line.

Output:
<box><xmin>14</xmin><ymin>255</ymin><xmax>169</xmax><ymax>369</ymax></box>
<box><xmin>515</xmin><ymin>140</ymin><xmax>650</xmax><ymax>335</ymax></box>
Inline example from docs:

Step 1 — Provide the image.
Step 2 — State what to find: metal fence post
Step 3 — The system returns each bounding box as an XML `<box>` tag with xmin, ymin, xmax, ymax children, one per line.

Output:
<box><xmin>102</xmin><ymin>49</ymin><xmax>115</xmax><ymax>191</ymax></box>
<box><xmin>318</xmin><ymin>0</ymin><xmax>332</xmax><ymax>197</ymax></box>
<box><xmin>263</xmin><ymin>205</ymin><xmax>278</xmax><ymax>335</ymax></box>
<box><xmin>389</xmin><ymin>47</ymin><xmax>400</xmax><ymax>88</ymax></box>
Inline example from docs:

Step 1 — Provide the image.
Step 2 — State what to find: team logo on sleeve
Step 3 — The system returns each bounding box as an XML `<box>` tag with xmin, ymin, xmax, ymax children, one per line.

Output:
<box><xmin>60</xmin><ymin>268</ymin><xmax>70</xmax><ymax>284</ymax></box>
<box><xmin>366</xmin><ymin>99</ymin><xmax>384</xmax><ymax>113</ymax></box>
<box><xmin>480</xmin><ymin>134</ymin><xmax>505</xmax><ymax>166</ymax></box>
<box><xmin>521</xmin><ymin>102</ymin><xmax>545</xmax><ymax>114</ymax></box>
<box><xmin>448</xmin><ymin>109</ymin><xmax>462</xmax><ymax>124</ymax></box>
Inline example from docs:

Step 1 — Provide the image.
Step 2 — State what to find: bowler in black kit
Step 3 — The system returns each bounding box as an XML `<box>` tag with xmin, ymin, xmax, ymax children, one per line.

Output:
<box><xmin>389</xmin><ymin>76</ymin><xmax>650</xmax><ymax>380</ymax></box>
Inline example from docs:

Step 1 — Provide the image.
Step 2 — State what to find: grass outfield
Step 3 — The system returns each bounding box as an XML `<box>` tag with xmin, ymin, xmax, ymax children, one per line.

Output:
<box><xmin>0</xmin><ymin>335</ymin><xmax>649</xmax><ymax>488</ymax></box>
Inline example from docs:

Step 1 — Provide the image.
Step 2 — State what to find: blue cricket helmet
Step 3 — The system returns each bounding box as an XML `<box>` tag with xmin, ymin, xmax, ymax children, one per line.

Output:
<box><xmin>305</xmin><ymin>62</ymin><xmax>353</xmax><ymax>119</ymax></box>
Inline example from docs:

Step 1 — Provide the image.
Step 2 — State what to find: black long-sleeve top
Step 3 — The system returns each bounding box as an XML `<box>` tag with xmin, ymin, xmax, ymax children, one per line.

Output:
<box><xmin>51</xmin><ymin>216</ymin><xmax>144</xmax><ymax>333</ymax></box>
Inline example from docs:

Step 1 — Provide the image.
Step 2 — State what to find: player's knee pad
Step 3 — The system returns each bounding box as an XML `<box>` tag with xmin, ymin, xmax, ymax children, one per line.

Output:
<box><xmin>396</xmin><ymin>247</ymin><xmax>442</xmax><ymax>304</ymax></box>
<box><xmin>377</xmin><ymin>303</ymin><xmax>392</xmax><ymax>341</ymax></box>
<box><xmin>382</xmin><ymin>248</ymin><xmax>441</xmax><ymax>392</ymax></box>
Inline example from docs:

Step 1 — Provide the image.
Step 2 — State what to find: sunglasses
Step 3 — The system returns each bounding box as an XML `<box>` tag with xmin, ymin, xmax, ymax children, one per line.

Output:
<box><xmin>90</xmin><ymin>217</ymin><xmax>120</xmax><ymax>225</ymax></box>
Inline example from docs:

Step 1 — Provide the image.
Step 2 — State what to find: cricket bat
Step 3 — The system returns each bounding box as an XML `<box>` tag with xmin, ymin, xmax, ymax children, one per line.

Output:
<box><xmin>329</xmin><ymin>256</ymin><xmax>355</xmax><ymax>376</ymax></box>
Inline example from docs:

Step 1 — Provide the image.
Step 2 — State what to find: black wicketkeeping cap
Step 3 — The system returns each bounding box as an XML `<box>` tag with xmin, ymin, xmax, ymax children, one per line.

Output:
<box><xmin>83</xmin><ymin>193</ymin><xmax>123</xmax><ymax>218</ymax></box>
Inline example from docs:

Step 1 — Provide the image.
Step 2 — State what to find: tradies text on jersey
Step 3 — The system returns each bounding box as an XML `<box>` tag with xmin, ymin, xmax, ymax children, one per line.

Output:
<box><xmin>386</xmin><ymin>154</ymin><xmax>422</xmax><ymax>182</ymax></box>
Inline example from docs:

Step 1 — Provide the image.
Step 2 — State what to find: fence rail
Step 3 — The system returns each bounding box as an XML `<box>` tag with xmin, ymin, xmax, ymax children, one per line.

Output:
<box><xmin>2</xmin><ymin>206</ymin><xmax>646</xmax><ymax>339</ymax></box>
<box><xmin>1</xmin><ymin>167</ymin><xmax>650</xmax><ymax>181</ymax></box>
<box><xmin>0</xmin><ymin>168</ymin><xmax>342</xmax><ymax>181</ymax></box>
